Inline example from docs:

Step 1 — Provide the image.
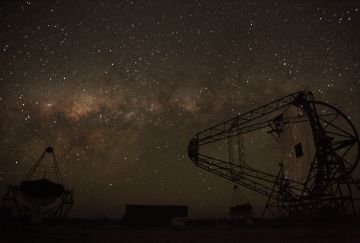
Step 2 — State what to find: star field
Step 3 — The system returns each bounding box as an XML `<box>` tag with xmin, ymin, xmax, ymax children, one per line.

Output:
<box><xmin>0</xmin><ymin>0</ymin><xmax>359</xmax><ymax>218</ymax></box>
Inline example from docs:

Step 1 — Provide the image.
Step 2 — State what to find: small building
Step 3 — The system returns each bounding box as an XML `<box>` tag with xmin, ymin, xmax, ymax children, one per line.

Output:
<box><xmin>122</xmin><ymin>204</ymin><xmax>188</xmax><ymax>227</ymax></box>
<box><xmin>229</xmin><ymin>203</ymin><xmax>253</xmax><ymax>224</ymax></box>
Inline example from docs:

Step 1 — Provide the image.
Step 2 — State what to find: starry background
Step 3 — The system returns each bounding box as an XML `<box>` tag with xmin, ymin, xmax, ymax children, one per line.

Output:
<box><xmin>0</xmin><ymin>0</ymin><xmax>359</xmax><ymax>218</ymax></box>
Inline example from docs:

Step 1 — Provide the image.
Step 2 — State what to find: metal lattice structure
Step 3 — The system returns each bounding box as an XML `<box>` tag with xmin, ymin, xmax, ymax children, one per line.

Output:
<box><xmin>2</xmin><ymin>147</ymin><xmax>73</xmax><ymax>220</ymax></box>
<box><xmin>188</xmin><ymin>91</ymin><xmax>360</xmax><ymax>218</ymax></box>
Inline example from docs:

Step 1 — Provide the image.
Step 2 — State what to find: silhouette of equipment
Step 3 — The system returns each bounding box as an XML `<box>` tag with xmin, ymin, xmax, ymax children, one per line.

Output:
<box><xmin>188</xmin><ymin>91</ymin><xmax>360</xmax><ymax>218</ymax></box>
<box><xmin>2</xmin><ymin>147</ymin><xmax>73</xmax><ymax>220</ymax></box>
<box><xmin>229</xmin><ymin>185</ymin><xmax>253</xmax><ymax>223</ymax></box>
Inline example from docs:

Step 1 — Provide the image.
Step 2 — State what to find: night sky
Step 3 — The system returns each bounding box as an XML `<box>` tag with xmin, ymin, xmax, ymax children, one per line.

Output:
<box><xmin>1</xmin><ymin>1</ymin><xmax>359</xmax><ymax>218</ymax></box>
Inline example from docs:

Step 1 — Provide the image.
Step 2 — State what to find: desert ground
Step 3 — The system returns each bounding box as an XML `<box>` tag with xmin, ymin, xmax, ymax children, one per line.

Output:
<box><xmin>1</xmin><ymin>219</ymin><xmax>360</xmax><ymax>243</ymax></box>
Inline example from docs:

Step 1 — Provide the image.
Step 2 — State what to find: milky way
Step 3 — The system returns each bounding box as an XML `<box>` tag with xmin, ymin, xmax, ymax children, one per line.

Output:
<box><xmin>1</xmin><ymin>1</ymin><xmax>359</xmax><ymax>218</ymax></box>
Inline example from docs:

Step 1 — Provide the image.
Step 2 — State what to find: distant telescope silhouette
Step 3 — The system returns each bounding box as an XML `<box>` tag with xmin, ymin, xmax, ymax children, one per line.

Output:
<box><xmin>2</xmin><ymin>146</ymin><xmax>73</xmax><ymax>223</ymax></box>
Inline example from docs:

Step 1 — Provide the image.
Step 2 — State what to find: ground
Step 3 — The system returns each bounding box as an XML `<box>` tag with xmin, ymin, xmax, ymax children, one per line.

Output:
<box><xmin>1</xmin><ymin>219</ymin><xmax>359</xmax><ymax>243</ymax></box>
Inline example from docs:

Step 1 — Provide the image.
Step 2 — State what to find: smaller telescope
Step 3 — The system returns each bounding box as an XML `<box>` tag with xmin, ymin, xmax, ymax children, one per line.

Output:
<box><xmin>2</xmin><ymin>147</ymin><xmax>73</xmax><ymax>223</ymax></box>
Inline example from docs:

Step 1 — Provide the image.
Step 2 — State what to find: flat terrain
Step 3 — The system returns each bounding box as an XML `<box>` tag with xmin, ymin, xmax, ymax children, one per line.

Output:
<box><xmin>1</xmin><ymin>220</ymin><xmax>359</xmax><ymax>242</ymax></box>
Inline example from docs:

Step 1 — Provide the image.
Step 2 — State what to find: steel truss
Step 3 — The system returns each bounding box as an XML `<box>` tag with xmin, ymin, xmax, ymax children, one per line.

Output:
<box><xmin>2</xmin><ymin>186</ymin><xmax>73</xmax><ymax>218</ymax></box>
<box><xmin>188</xmin><ymin>91</ymin><xmax>359</xmax><ymax>218</ymax></box>
<box><xmin>2</xmin><ymin>147</ymin><xmax>74</xmax><ymax>219</ymax></box>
